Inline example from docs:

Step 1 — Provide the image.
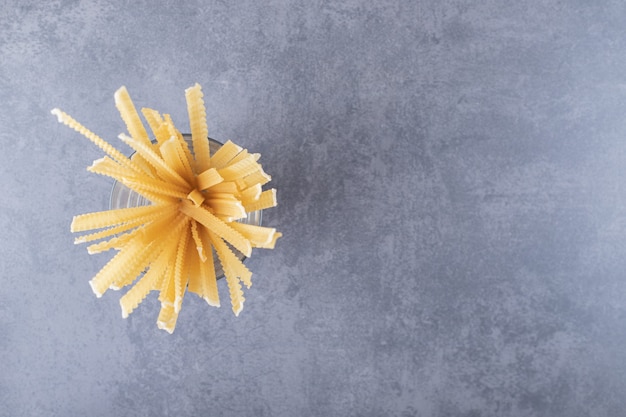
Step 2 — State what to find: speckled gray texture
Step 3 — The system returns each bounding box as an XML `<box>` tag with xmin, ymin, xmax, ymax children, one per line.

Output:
<box><xmin>2</xmin><ymin>1</ymin><xmax>626</xmax><ymax>416</ymax></box>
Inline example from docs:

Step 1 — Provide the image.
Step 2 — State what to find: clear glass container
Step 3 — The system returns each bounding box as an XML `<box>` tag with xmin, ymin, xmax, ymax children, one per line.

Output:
<box><xmin>109</xmin><ymin>135</ymin><xmax>261</xmax><ymax>278</ymax></box>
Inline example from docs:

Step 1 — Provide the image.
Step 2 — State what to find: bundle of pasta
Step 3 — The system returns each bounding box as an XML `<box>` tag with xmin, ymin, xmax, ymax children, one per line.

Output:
<box><xmin>52</xmin><ymin>83</ymin><xmax>280</xmax><ymax>333</ymax></box>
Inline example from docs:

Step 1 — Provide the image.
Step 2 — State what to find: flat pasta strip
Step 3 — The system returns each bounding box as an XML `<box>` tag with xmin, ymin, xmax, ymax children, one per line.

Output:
<box><xmin>160</xmin><ymin>136</ymin><xmax>196</xmax><ymax>186</ymax></box>
<box><xmin>190</xmin><ymin>220</ymin><xmax>206</xmax><ymax>262</ymax></box>
<box><xmin>243</xmin><ymin>189</ymin><xmax>277</xmax><ymax>213</ymax></box>
<box><xmin>88</xmin><ymin>238</ymin><xmax>150</xmax><ymax>297</ymax></box>
<box><xmin>209</xmin><ymin>140</ymin><xmax>242</xmax><ymax>169</ymax></box>
<box><xmin>89</xmin><ymin>158</ymin><xmax>173</xmax><ymax>204</ymax></box>
<box><xmin>162</xmin><ymin>114</ymin><xmax>189</xmax><ymax>153</ymax></box>
<box><xmin>71</xmin><ymin>205</ymin><xmax>167</xmax><ymax>232</ymax></box>
<box><xmin>138</xmin><ymin>210</ymin><xmax>186</xmax><ymax>246</ymax></box>
<box><xmin>140</xmin><ymin>107</ymin><xmax>164</xmax><ymax>139</ymax></box>
<box><xmin>179</xmin><ymin>200</ymin><xmax>252</xmax><ymax>257</ymax></box>
<box><xmin>185</xmin><ymin>244</ymin><xmax>202</xmax><ymax>295</ymax></box>
<box><xmin>217</xmin><ymin>154</ymin><xmax>262</xmax><ymax>182</ymax></box>
<box><xmin>88</xmin><ymin>157</ymin><xmax>161</xmax><ymax>203</ymax></box>
<box><xmin>87</xmin><ymin>156</ymin><xmax>138</xmax><ymax>182</ymax></box>
<box><xmin>238</xmin><ymin>184</ymin><xmax>262</xmax><ymax>203</ymax></box>
<box><xmin>119</xmin><ymin>250</ymin><xmax>169</xmax><ymax>318</ymax></box>
<box><xmin>229</xmin><ymin>223</ymin><xmax>277</xmax><ymax>248</ymax></box>
<box><xmin>75</xmin><ymin>217</ymin><xmax>146</xmax><ymax>244</ymax></box>
<box><xmin>123</xmin><ymin>177</ymin><xmax>188</xmax><ymax>201</ymax></box>
<box><xmin>208</xmin><ymin>181</ymin><xmax>238</xmax><ymax>194</ymax></box>
<box><xmin>173</xmin><ymin>225</ymin><xmax>191</xmax><ymax>313</ymax></box>
<box><xmin>157</xmin><ymin>304</ymin><xmax>179</xmax><ymax>334</ymax></box>
<box><xmin>206</xmin><ymin>193</ymin><xmax>238</xmax><ymax>201</ymax></box>
<box><xmin>206</xmin><ymin>199</ymin><xmax>246</xmax><ymax>219</ymax></box>
<box><xmin>210</xmin><ymin>232</ymin><xmax>252</xmax><ymax>289</ymax></box>
<box><xmin>109</xmin><ymin>213</ymin><xmax>186</xmax><ymax>290</ymax></box>
<box><xmin>209</xmin><ymin>232</ymin><xmax>246</xmax><ymax>316</ymax></box>
<box><xmin>224</xmin><ymin>149</ymin><xmax>249</xmax><ymax>166</ymax></box>
<box><xmin>51</xmin><ymin>108</ymin><xmax>145</xmax><ymax>174</ymax></box>
<box><xmin>110</xmin><ymin>240</ymin><xmax>164</xmax><ymax>290</ymax></box>
<box><xmin>196</xmin><ymin>168</ymin><xmax>224</xmax><ymax>191</ymax></box>
<box><xmin>187</xmin><ymin>189</ymin><xmax>205</xmax><ymax>207</ymax></box>
<box><xmin>236</xmin><ymin>168</ymin><xmax>272</xmax><ymax>189</ymax></box>
<box><xmin>151</xmin><ymin>235</ymin><xmax>180</xmax><ymax>292</ymax></box>
<box><xmin>130</xmin><ymin>151</ymin><xmax>159</xmax><ymax>177</ymax></box>
<box><xmin>173</xmin><ymin>134</ymin><xmax>197</xmax><ymax>186</ymax></box>
<box><xmin>183</xmin><ymin>231</ymin><xmax>218</xmax><ymax>305</ymax></box>
<box><xmin>199</xmin><ymin>256</ymin><xmax>220</xmax><ymax>306</ymax></box>
<box><xmin>87</xmin><ymin>230</ymin><xmax>136</xmax><ymax>254</ymax></box>
<box><xmin>210</xmin><ymin>236</ymin><xmax>245</xmax><ymax>315</ymax></box>
<box><xmin>117</xmin><ymin>167</ymin><xmax>190</xmax><ymax>194</ymax></box>
<box><xmin>185</xmin><ymin>83</ymin><xmax>211</xmax><ymax>171</ymax></box>
<box><xmin>163</xmin><ymin>119</ymin><xmax>197</xmax><ymax>176</ymax></box>
<box><xmin>118</xmin><ymin>133</ymin><xmax>190</xmax><ymax>189</ymax></box>
<box><xmin>153</xmin><ymin>121</ymin><xmax>174</xmax><ymax>147</ymax></box>
<box><xmin>144</xmin><ymin>216</ymin><xmax>191</xmax><ymax>306</ymax></box>
<box><xmin>265</xmin><ymin>232</ymin><xmax>282</xmax><ymax>249</ymax></box>
<box><xmin>158</xmin><ymin>266</ymin><xmax>175</xmax><ymax>308</ymax></box>
<box><xmin>114</xmin><ymin>86</ymin><xmax>151</xmax><ymax>147</ymax></box>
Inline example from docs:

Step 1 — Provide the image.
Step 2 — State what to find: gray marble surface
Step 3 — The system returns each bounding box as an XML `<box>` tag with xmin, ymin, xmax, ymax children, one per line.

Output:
<box><xmin>2</xmin><ymin>1</ymin><xmax>626</xmax><ymax>416</ymax></box>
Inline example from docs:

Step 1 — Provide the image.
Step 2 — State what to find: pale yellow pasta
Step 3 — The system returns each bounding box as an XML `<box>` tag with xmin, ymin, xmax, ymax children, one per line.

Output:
<box><xmin>188</xmin><ymin>226</ymin><xmax>220</xmax><ymax>306</ymax></box>
<box><xmin>138</xmin><ymin>211</ymin><xmax>186</xmax><ymax>246</ymax></box>
<box><xmin>243</xmin><ymin>189</ymin><xmax>277</xmax><ymax>213</ymax></box>
<box><xmin>224</xmin><ymin>149</ymin><xmax>250</xmax><ymax>166</ymax></box>
<box><xmin>54</xmin><ymin>83</ymin><xmax>281</xmax><ymax>333</ymax></box>
<box><xmin>118</xmin><ymin>133</ymin><xmax>190</xmax><ymax>189</ymax></box>
<box><xmin>198</xmin><ymin>247</ymin><xmax>220</xmax><ymax>306</ymax></box>
<box><xmin>160</xmin><ymin>136</ymin><xmax>196</xmax><ymax>186</ymax></box>
<box><xmin>89</xmin><ymin>238</ymin><xmax>147</xmax><ymax>297</ymax></box>
<box><xmin>120</xmin><ymin>248</ymin><xmax>171</xmax><ymax>318</ymax></box>
<box><xmin>75</xmin><ymin>217</ymin><xmax>147</xmax><ymax>245</ymax></box>
<box><xmin>157</xmin><ymin>304</ymin><xmax>178</xmax><ymax>334</ymax></box>
<box><xmin>87</xmin><ymin>230</ymin><xmax>135</xmax><ymax>254</ymax></box>
<box><xmin>87</xmin><ymin>156</ymin><xmax>136</xmax><ymax>182</ymax></box>
<box><xmin>189</xmin><ymin>220</ymin><xmax>207</xmax><ymax>262</ymax></box>
<box><xmin>265</xmin><ymin>232</ymin><xmax>282</xmax><ymax>249</ymax></box>
<box><xmin>229</xmin><ymin>222</ymin><xmax>277</xmax><ymax>248</ymax></box>
<box><xmin>207</xmin><ymin>193</ymin><xmax>238</xmax><ymax>201</ymax></box>
<box><xmin>51</xmin><ymin>108</ymin><xmax>145</xmax><ymax>175</ymax></box>
<box><xmin>158</xmin><ymin>261</ymin><xmax>176</xmax><ymax>306</ymax></box>
<box><xmin>206</xmin><ymin>199</ymin><xmax>246</xmax><ymax>220</ymax></box>
<box><xmin>208</xmin><ymin>140</ymin><xmax>243</xmax><ymax>169</ymax></box>
<box><xmin>173</xmin><ymin>226</ymin><xmax>191</xmax><ymax>313</ymax></box>
<box><xmin>185</xmin><ymin>83</ymin><xmax>211</xmax><ymax>172</ymax></box>
<box><xmin>239</xmin><ymin>183</ymin><xmax>262</xmax><ymax>203</ymax></box>
<box><xmin>152</xmin><ymin>119</ymin><xmax>174</xmax><ymax>147</ymax></box>
<box><xmin>237</xmin><ymin>168</ymin><xmax>272</xmax><ymax>189</ymax></box>
<box><xmin>186</xmin><ymin>189</ymin><xmax>205</xmax><ymax>207</ymax></box>
<box><xmin>208</xmin><ymin>181</ymin><xmax>238</xmax><ymax>194</ymax></box>
<box><xmin>179</xmin><ymin>200</ymin><xmax>252</xmax><ymax>257</ymax></box>
<box><xmin>89</xmin><ymin>157</ymin><xmax>165</xmax><ymax>204</ymax></box>
<box><xmin>162</xmin><ymin>113</ymin><xmax>194</xmax><ymax>163</ymax></box>
<box><xmin>71</xmin><ymin>205</ymin><xmax>167</xmax><ymax>232</ymax></box>
<box><xmin>210</xmin><ymin>231</ymin><xmax>245</xmax><ymax>316</ymax></box>
<box><xmin>123</xmin><ymin>177</ymin><xmax>188</xmax><ymax>201</ymax></box>
<box><xmin>217</xmin><ymin>154</ymin><xmax>262</xmax><ymax>182</ymax></box>
<box><xmin>196</xmin><ymin>167</ymin><xmax>224</xmax><ymax>190</ymax></box>
<box><xmin>111</xmin><ymin>215</ymin><xmax>187</xmax><ymax>291</ymax></box>
<box><xmin>140</xmin><ymin>107</ymin><xmax>164</xmax><ymax>139</ymax></box>
<box><xmin>114</xmin><ymin>86</ymin><xmax>151</xmax><ymax>147</ymax></box>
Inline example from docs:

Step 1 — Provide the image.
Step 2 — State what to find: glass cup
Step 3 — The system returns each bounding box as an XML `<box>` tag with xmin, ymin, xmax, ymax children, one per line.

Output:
<box><xmin>109</xmin><ymin>134</ymin><xmax>261</xmax><ymax>278</ymax></box>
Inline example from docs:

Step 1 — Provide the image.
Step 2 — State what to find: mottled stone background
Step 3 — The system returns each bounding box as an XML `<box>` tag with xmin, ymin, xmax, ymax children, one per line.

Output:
<box><xmin>2</xmin><ymin>1</ymin><xmax>626</xmax><ymax>416</ymax></box>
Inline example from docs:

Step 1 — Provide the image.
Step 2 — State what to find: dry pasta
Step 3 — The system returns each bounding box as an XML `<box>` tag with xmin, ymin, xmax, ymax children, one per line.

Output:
<box><xmin>53</xmin><ymin>84</ymin><xmax>280</xmax><ymax>333</ymax></box>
